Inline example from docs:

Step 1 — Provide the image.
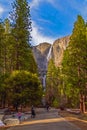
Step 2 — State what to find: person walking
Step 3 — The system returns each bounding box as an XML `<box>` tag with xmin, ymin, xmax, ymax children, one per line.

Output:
<box><xmin>46</xmin><ymin>104</ymin><xmax>49</xmax><ymax>112</ymax></box>
<box><xmin>17</xmin><ymin>111</ymin><xmax>22</xmax><ymax>120</ymax></box>
<box><xmin>31</xmin><ymin>105</ymin><xmax>36</xmax><ymax>118</ymax></box>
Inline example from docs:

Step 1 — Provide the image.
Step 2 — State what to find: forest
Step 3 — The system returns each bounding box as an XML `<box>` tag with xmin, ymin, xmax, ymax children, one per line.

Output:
<box><xmin>46</xmin><ymin>15</ymin><xmax>87</xmax><ymax>113</ymax></box>
<box><xmin>0</xmin><ymin>0</ymin><xmax>42</xmax><ymax>111</ymax></box>
<box><xmin>0</xmin><ymin>0</ymin><xmax>87</xmax><ymax>113</ymax></box>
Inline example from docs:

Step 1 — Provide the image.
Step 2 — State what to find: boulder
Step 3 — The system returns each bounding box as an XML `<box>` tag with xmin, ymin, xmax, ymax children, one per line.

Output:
<box><xmin>0</xmin><ymin>120</ymin><xmax>5</xmax><ymax>127</ymax></box>
<box><xmin>4</xmin><ymin>118</ymin><xmax>20</xmax><ymax>126</ymax></box>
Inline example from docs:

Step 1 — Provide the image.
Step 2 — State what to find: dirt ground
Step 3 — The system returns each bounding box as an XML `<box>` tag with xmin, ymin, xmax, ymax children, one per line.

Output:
<box><xmin>0</xmin><ymin>108</ymin><xmax>87</xmax><ymax>130</ymax></box>
<box><xmin>59</xmin><ymin>110</ymin><xmax>87</xmax><ymax>130</ymax></box>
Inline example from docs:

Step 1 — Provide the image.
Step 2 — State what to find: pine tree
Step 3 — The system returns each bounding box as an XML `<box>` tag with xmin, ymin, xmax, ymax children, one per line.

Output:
<box><xmin>3</xmin><ymin>19</ymin><xmax>11</xmax><ymax>73</ymax></box>
<box><xmin>0</xmin><ymin>20</ymin><xmax>5</xmax><ymax>73</ymax></box>
<box><xmin>9</xmin><ymin>0</ymin><xmax>37</xmax><ymax>72</ymax></box>
<box><xmin>0</xmin><ymin>19</ymin><xmax>15</xmax><ymax>74</ymax></box>
<box><xmin>62</xmin><ymin>15</ymin><xmax>87</xmax><ymax>112</ymax></box>
<box><xmin>46</xmin><ymin>59</ymin><xmax>60</xmax><ymax>106</ymax></box>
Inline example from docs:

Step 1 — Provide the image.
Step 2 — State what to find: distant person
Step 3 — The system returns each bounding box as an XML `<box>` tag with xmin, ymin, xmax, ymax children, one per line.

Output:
<box><xmin>17</xmin><ymin>111</ymin><xmax>22</xmax><ymax>120</ymax></box>
<box><xmin>31</xmin><ymin>105</ymin><xmax>36</xmax><ymax>118</ymax></box>
<box><xmin>46</xmin><ymin>104</ymin><xmax>49</xmax><ymax>112</ymax></box>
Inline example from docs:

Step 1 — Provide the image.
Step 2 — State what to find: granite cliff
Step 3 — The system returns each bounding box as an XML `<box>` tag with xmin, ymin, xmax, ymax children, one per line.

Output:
<box><xmin>32</xmin><ymin>35</ymin><xmax>70</xmax><ymax>76</ymax></box>
<box><xmin>53</xmin><ymin>35</ymin><xmax>70</xmax><ymax>66</ymax></box>
<box><xmin>32</xmin><ymin>42</ymin><xmax>51</xmax><ymax>75</ymax></box>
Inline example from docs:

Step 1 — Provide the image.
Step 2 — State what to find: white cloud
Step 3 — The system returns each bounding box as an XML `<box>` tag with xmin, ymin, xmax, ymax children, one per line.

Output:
<box><xmin>29</xmin><ymin>0</ymin><xmax>57</xmax><ymax>45</ymax></box>
<box><xmin>30</xmin><ymin>0</ymin><xmax>61</xmax><ymax>10</ymax></box>
<box><xmin>30</xmin><ymin>0</ymin><xmax>42</xmax><ymax>9</ymax></box>
<box><xmin>0</xmin><ymin>6</ymin><xmax>4</xmax><ymax>15</ymax></box>
<box><xmin>31</xmin><ymin>21</ymin><xmax>56</xmax><ymax>45</ymax></box>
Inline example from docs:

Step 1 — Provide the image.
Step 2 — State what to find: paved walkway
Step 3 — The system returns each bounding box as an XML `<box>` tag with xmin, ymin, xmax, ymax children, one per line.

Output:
<box><xmin>7</xmin><ymin>108</ymin><xmax>81</xmax><ymax>130</ymax></box>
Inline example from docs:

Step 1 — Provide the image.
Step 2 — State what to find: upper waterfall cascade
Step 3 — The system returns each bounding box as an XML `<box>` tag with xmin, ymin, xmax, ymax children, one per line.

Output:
<box><xmin>47</xmin><ymin>45</ymin><xmax>52</xmax><ymax>61</ymax></box>
<box><xmin>43</xmin><ymin>75</ymin><xmax>46</xmax><ymax>88</ymax></box>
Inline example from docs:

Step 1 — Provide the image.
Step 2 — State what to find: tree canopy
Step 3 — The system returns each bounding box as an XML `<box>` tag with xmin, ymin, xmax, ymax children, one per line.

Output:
<box><xmin>0</xmin><ymin>0</ymin><xmax>40</xmax><ymax>109</ymax></box>
<box><xmin>62</xmin><ymin>15</ymin><xmax>87</xmax><ymax>111</ymax></box>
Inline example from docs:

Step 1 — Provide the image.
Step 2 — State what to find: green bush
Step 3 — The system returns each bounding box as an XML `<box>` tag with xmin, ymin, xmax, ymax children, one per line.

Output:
<box><xmin>52</xmin><ymin>99</ymin><xmax>59</xmax><ymax>108</ymax></box>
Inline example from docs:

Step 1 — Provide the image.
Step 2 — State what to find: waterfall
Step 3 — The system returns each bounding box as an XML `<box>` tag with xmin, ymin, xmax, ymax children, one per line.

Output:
<box><xmin>41</xmin><ymin>45</ymin><xmax>53</xmax><ymax>92</ymax></box>
<box><xmin>43</xmin><ymin>75</ymin><xmax>46</xmax><ymax>88</ymax></box>
<box><xmin>47</xmin><ymin>45</ymin><xmax>52</xmax><ymax>61</ymax></box>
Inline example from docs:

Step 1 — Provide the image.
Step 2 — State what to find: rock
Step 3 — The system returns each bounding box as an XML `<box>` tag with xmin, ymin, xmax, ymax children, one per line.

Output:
<box><xmin>32</xmin><ymin>42</ymin><xmax>51</xmax><ymax>74</ymax></box>
<box><xmin>4</xmin><ymin>118</ymin><xmax>20</xmax><ymax>126</ymax></box>
<box><xmin>66</xmin><ymin>109</ymin><xmax>81</xmax><ymax>114</ymax></box>
<box><xmin>0</xmin><ymin>114</ymin><xmax>4</xmax><ymax>120</ymax></box>
<box><xmin>0</xmin><ymin>120</ymin><xmax>5</xmax><ymax>126</ymax></box>
<box><xmin>53</xmin><ymin>35</ymin><xmax>70</xmax><ymax>66</ymax></box>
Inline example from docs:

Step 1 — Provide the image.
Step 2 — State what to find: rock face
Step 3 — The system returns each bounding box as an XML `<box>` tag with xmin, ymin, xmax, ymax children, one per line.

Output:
<box><xmin>32</xmin><ymin>42</ymin><xmax>52</xmax><ymax>75</ymax></box>
<box><xmin>33</xmin><ymin>36</ymin><xmax>70</xmax><ymax>71</ymax></box>
<box><xmin>53</xmin><ymin>35</ymin><xmax>70</xmax><ymax>66</ymax></box>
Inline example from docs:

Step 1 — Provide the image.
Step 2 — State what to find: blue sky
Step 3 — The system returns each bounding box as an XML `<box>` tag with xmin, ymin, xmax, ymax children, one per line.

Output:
<box><xmin>0</xmin><ymin>0</ymin><xmax>87</xmax><ymax>45</ymax></box>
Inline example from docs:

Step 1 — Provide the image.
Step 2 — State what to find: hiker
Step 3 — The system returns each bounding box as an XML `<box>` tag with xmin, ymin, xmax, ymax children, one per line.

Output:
<box><xmin>46</xmin><ymin>104</ymin><xmax>49</xmax><ymax>112</ymax></box>
<box><xmin>17</xmin><ymin>111</ymin><xmax>22</xmax><ymax>120</ymax></box>
<box><xmin>31</xmin><ymin>105</ymin><xmax>36</xmax><ymax>118</ymax></box>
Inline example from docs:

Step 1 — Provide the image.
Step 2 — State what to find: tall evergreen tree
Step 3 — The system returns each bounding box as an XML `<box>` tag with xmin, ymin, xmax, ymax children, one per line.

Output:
<box><xmin>0</xmin><ymin>20</ymin><xmax>5</xmax><ymax>73</ymax></box>
<box><xmin>3</xmin><ymin>19</ymin><xmax>11</xmax><ymax>73</ymax></box>
<box><xmin>46</xmin><ymin>59</ymin><xmax>60</xmax><ymax>106</ymax></box>
<box><xmin>9</xmin><ymin>0</ymin><xmax>37</xmax><ymax>72</ymax></box>
<box><xmin>0</xmin><ymin>19</ymin><xmax>15</xmax><ymax>74</ymax></box>
<box><xmin>62</xmin><ymin>15</ymin><xmax>87</xmax><ymax>111</ymax></box>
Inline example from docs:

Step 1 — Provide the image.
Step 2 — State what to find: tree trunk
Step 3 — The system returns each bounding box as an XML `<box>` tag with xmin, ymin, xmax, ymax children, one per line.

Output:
<box><xmin>80</xmin><ymin>94</ymin><xmax>85</xmax><ymax>113</ymax></box>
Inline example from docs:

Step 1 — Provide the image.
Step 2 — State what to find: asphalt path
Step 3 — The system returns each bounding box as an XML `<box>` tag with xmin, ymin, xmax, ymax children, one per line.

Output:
<box><xmin>7</xmin><ymin>108</ymin><xmax>81</xmax><ymax>130</ymax></box>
